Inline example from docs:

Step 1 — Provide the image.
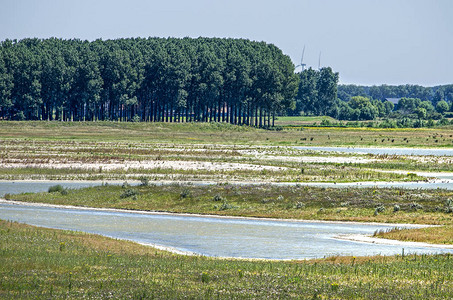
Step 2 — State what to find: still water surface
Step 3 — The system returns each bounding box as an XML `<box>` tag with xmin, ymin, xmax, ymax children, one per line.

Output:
<box><xmin>0</xmin><ymin>180</ymin><xmax>114</xmax><ymax>197</ymax></box>
<box><xmin>1</xmin><ymin>202</ymin><xmax>452</xmax><ymax>260</ymax></box>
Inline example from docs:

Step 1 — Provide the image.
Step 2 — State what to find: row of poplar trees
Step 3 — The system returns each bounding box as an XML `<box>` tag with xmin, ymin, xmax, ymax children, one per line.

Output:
<box><xmin>0</xmin><ymin>37</ymin><xmax>299</xmax><ymax>127</ymax></box>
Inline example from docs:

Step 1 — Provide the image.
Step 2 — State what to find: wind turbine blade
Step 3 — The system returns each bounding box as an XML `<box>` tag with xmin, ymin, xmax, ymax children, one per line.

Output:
<box><xmin>301</xmin><ymin>45</ymin><xmax>306</xmax><ymax>64</ymax></box>
<box><xmin>318</xmin><ymin>51</ymin><xmax>321</xmax><ymax>70</ymax></box>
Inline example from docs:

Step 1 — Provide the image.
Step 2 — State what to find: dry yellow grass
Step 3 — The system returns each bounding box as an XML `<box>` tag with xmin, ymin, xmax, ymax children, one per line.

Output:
<box><xmin>375</xmin><ymin>225</ymin><xmax>453</xmax><ymax>244</ymax></box>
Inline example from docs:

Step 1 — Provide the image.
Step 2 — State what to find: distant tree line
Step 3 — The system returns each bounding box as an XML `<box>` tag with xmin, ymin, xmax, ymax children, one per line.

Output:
<box><xmin>0</xmin><ymin>37</ymin><xmax>298</xmax><ymax>126</ymax></box>
<box><xmin>333</xmin><ymin>95</ymin><xmax>451</xmax><ymax>122</ymax></box>
<box><xmin>335</xmin><ymin>96</ymin><xmax>451</xmax><ymax>121</ymax></box>
<box><xmin>334</xmin><ymin>85</ymin><xmax>453</xmax><ymax>121</ymax></box>
<box><xmin>337</xmin><ymin>84</ymin><xmax>453</xmax><ymax>105</ymax></box>
<box><xmin>291</xmin><ymin>71</ymin><xmax>453</xmax><ymax>121</ymax></box>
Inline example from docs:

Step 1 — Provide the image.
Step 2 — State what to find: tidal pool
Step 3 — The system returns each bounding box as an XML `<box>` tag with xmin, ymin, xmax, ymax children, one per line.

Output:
<box><xmin>1</xmin><ymin>202</ymin><xmax>452</xmax><ymax>260</ymax></box>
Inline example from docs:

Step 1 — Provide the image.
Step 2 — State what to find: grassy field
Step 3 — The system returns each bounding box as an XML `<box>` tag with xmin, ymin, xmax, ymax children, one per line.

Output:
<box><xmin>1</xmin><ymin>121</ymin><xmax>452</xmax><ymax>182</ymax></box>
<box><xmin>1</xmin><ymin>219</ymin><xmax>453</xmax><ymax>299</ymax></box>
<box><xmin>7</xmin><ymin>184</ymin><xmax>453</xmax><ymax>226</ymax></box>
<box><xmin>1</xmin><ymin>120</ymin><xmax>453</xmax><ymax>147</ymax></box>
<box><xmin>273</xmin><ymin>116</ymin><xmax>337</xmax><ymax>126</ymax></box>
<box><xmin>2</xmin><ymin>120</ymin><xmax>453</xmax><ymax>298</ymax></box>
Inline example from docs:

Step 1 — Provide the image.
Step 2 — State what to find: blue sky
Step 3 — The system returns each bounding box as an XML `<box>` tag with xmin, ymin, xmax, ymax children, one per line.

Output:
<box><xmin>1</xmin><ymin>0</ymin><xmax>452</xmax><ymax>86</ymax></box>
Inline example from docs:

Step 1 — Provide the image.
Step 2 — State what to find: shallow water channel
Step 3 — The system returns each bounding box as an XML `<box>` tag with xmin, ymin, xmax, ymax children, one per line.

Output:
<box><xmin>1</xmin><ymin>201</ymin><xmax>453</xmax><ymax>260</ymax></box>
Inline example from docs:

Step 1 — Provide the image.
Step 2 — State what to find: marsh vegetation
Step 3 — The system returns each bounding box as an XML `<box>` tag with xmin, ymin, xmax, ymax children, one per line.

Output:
<box><xmin>2</xmin><ymin>121</ymin><xmax>453</xmax><ymax>298</ymax></box>
<box><xmin>7</xmin><ymin>183</ymin><xmax>453</xmax><ymax>226</ymax></box>
<box><xmin>1</xmin><ymin>220</ymin><xmax>453</xmax><ymax>299</ymax></box>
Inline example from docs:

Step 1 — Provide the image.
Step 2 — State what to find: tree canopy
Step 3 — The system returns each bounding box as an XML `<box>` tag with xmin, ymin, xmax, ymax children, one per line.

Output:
<box><xmin>0</xmin><ymin>37</ymin><xmax>299</xmax><ymax>126</ymax></box>
<box><xmin>291</xmin><ymin>67</ymin><xmax>339</xmax><ymax>117</ymax></box>
<box><xmin>338</xmin><ymin>83</ymin><xmax>453</xmax><ymax>103</ymax></box>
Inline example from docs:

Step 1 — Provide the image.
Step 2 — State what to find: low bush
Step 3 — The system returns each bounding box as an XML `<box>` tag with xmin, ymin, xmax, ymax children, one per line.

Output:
<box><xmin>48</xmin><ymin>185</ymin><xmax>68</xmax><ymax>195</ymax></box>
<box><xmin>219</xmin><ymin>201</ymin><xmax>234</xmax><ymax>211</ymax></box>
<box><xmin>139</xmin><ymin>176</ymin><xmax>149</xmax><ymax>186</ymax></box>
<box><xmin>180</xmin><ymin>188</ymin><xmax>191</xmax><ymax>199</ymax></box>
<box><xmin>48</xmin><ymin>185</ymin><xmax>65</xmax><ymax>193</ymax></box>
<box><xmin>410</xmin><ymin>202</ymin><xmax>423</xmax><ymax>211</ymax></box>
<box><xmin>120</xmin><ymin>188</ymin><xmax>139</xmax><ymax>199</ymax></box>
<box><xmin>213</xmin><ymin>194</ymin><xmax>224</xmax><ymax>202</ymax></box>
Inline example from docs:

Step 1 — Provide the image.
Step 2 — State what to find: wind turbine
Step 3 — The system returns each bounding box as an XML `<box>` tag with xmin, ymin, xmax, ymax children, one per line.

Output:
<box><xmin>295</xmin><ymin>45</ymin><xmax>307</xmax><ymax>72</ymax></box>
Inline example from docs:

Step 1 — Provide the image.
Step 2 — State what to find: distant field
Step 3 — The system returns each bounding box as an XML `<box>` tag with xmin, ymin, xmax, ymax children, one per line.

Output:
<box><xmin>274</xmin><ymin>116</ymin><xmax>337</xmax><ymax>126</ymax></box>
<box><xmin>1</xmin><ymin>121</ymin><xmax>452</xmax><ymax>183</ymax></box>
<box><xmin>1</xmin><ymin>121</ymin><xmax>452</xmax><ymax>147</ymax></box>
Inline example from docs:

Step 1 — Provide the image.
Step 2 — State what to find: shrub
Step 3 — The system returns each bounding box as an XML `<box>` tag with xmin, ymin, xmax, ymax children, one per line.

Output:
<box><xmin>410</xmin><ymin>202</ymin><xmax>423</xmax><ymax>211</ymax></box>
<box><xmin>15</xmin><ymin>111</ymin><xmax>26</xmax><ymax>121</ymax></box>
<box><xmin>219</xmin><ymin>201</ymin><xmax>234</xmax><ymax>211</ymax></box>
<box><xmin>438</xmin><ymin>118</ymin><xmax>449</xmax><ymax>126</ymax></box>
<box><xmin>180</xmin><ymin>188</ymin><xmax>191</xmax><ymax>199</ymax></box>
<box><xmin>120</xmin><ymin>188</ymin><xmax>139</xmax><ymax>199</ymax></box>
<box><xmin>131</xmin><ymin>115</ymin><xmax>141</xmax><ymax>122</ymax></box>
<box><xmin>445</xmin><ymin>198</ymin><xmax>453</xmax><ymax>213</ymax></box>
<box><xmin>200</xmin><ymin>272</ymin><xmax>210</xmax><ymax>283</ymax></box>
<box><xmin>213</xmin><ymin>194</ymin><xmax>223</xmax><ymax>202</ymax></box>
<box><xmin>375</xmin><ymin>205</ymin><xmax>386</xmax><ymax>213</ymax></box>
<box><xmin>294</xmin><ymin>202</ymin><xmax>305</xmax><ymax>209</ymax></box>
<box><xmin>374</xmin><ymin>205</ymin><xmax>385</xmax><ymax>216</ymax></box>
<box><xmin>48</xmin><ymin>185</ymin><xmax>64</xmax><ymax>193</ymax></box>
<box><xmin>139</xmin><ymin>176</ymin><xmax>149</xmax><ymax>186</ymax></box>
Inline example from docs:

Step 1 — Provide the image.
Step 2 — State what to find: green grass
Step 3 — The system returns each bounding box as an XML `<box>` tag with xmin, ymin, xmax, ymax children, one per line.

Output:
<box><xmin>274</xmin><ymin>116</ymin><xmax>337</xmax><ymax>126</ymax></box>
<box><xmin>2</xmin><ymin>120</ymin><xmax>453</xmax><ymax>298</ymax></box>
<box><xmin>1</xmin><ymin>219</ymin><xmax>453</xmax><ymax>299</ymax></box>
<box><xmin>7</xmin><ymin>184</ymin><xmax>453</xmax><ymax>226</ymax></box>
<box><xmin>0</xmin><ymin>165</ymin><xmax>426</xmax><ymax>183</ymax></box>
<box><xmin>1</xmin><ymin>120</ymin><xmax>453</xmax><ymax>147</ymax></box>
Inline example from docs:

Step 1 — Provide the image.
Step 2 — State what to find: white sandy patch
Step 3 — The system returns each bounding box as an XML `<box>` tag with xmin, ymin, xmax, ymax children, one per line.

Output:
<box><xmin>335</xmin><ymin>234</ymin><xmax>453</xmax><ymax>249</ymax></box>
<box><xmin>407</xmin><ymin>155</ymin><xmax>453</xmax><ymax>164</ymax></box>
<box><xmin>1</xmin><ymin>160</ymin><xmax>287</xmax><ymax>172</ymax></box>
<box><xmin>249</xmin><ymin>154</ymin><xmax>375</xmax><ymax>164</ymax></box>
